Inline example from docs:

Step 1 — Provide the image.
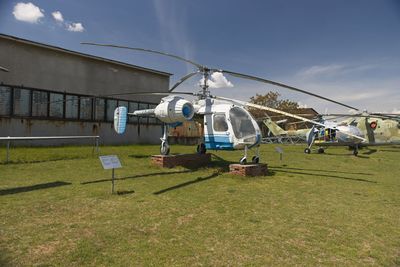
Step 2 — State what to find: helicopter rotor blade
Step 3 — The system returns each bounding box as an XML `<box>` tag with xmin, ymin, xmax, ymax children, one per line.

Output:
<box><xmin>0</xmin><ymin>66</ymin><xmax>9</xmax><ymax>72</ymax></box>
<box><xmin>169</xmin><ymin>71</ymin><xmax>199</xmax><ymax>92</ymax></box>
<box><xmin>214</xmin><ymin>95</ymin><xmax>366</xmax><ymax>142</ymax></box>
<box><xmin>322</xmin><ymin>113</ymin><xmax>400</xmax><ymax>121</ymax></box>
<box><xmin>214</xmin><ymin>69</ymin><xmax>359</xmax><ymax>111</ymax></box>
<box><xmin>81</xmin><ymin>42</ymin><xmax>203</xmax><ymax>69</ymax></box>
<box><xmin>81</xmin><ymin>43</ymin><xmax>361</xmax><ymax>111</ymax></box>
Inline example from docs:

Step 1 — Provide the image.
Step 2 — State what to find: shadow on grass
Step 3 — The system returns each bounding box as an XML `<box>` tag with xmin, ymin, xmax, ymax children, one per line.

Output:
<box><xmin>81</xmin><ymin>170</ymin><xmax>193</xmax><ymax>185</ymax></box>
<box><xmin>269</xmin><ymin>168</ymin><xmax>377</xmax><ymax>183</ymax></box>
<box><xmin>0</xmin><ymin>181</ymin><xmax>72</xmax><ymax>196</ymax></box>
<box><xmin>0</xmin><ymin>156</ymin><xmax>87</xmax><ymax>165</ymax></box>
<box><xmin>116</xmin><ymin>190</ymin><xmax>135</xmax><ymax>195</ymax></box>
<box><xmin>272</xmin><ymin>166</ymin><xmax>373</xmax><ymax>176</ymax></box>
<box><xmin>128</xmin><ymin>154</ymin><xmax>152</xmax><ymax>159</ymax></box>
<box><xmin>153</xmin><ymin>171</ymin><xmax>221</xmax><ymax>195</ymax></box>
<box><xmin>363</xmin><ymin>149</ymin><xmax>378</xmax><ymax>155</ymax></box>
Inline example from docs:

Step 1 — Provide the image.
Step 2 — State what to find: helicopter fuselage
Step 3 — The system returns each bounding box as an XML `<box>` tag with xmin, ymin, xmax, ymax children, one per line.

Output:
<box><xmin>196</xmin><ymin>99</ymin><xmax>261</xmax><ymax>150</ymax></box>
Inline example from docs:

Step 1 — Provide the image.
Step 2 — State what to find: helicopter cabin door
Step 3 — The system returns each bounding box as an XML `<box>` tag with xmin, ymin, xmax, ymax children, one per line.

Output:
<box><xmin>204</xmin><ymin>113</ymin><xmax>233</xmax><ymax>150</ymax></box>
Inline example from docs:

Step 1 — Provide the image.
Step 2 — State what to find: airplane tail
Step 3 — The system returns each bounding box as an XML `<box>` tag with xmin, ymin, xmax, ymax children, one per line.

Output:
<box><xmin>263</xmin><ymin>118</ymin><xmax>287</xmax><ymax>136</ymax></box>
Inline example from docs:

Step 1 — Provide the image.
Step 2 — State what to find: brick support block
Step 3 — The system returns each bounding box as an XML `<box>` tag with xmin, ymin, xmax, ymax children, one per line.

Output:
<box><xmin>151</xmin><ymin>153</ymin><xmax>211</xmax><ymax>168</ymax></box>
<box><xmin>229</xmin><ymin>163</ymin><xmax>268</xmax><ymax>177</ymax></box>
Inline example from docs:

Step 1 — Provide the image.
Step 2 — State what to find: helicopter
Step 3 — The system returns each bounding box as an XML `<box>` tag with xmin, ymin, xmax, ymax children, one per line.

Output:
<box><xmin>263</xmin><ymin>113</ymin><xmax>400</xmax><ymax>156</ymax></box>
<box><xmin>83</xmin><ymin>42</ymin><xmax>366</xmax><ymax>164</ymax></box>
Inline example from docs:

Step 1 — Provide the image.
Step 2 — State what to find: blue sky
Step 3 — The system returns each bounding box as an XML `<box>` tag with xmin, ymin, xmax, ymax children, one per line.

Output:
<box><xmin>1</xmin><ymin>0</ymin><xmax>399</xmax><ymax>113</ymax></box>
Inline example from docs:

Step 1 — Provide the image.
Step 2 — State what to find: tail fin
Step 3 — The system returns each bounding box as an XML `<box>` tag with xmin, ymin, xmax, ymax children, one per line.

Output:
<box><xmin>263</xmin><ymin>118</ymin><xmax>287</xmax><ymax>136</ymax></box>
<box><xmin>114</xmin><ymin>106</ymin><xmax>127</xmax><ymax>134</ymax></box>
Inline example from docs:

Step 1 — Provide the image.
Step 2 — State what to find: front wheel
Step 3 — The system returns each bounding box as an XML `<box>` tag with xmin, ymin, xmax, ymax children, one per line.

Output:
<box><xmin>304</xmin><ymin>148</ymin><xmax>311</xmax><ymax>154</ymax></box>
<box><xmin>252</xmin><ymin>156</ymin><xmax>259</xmax><ymax>164</ymax></box>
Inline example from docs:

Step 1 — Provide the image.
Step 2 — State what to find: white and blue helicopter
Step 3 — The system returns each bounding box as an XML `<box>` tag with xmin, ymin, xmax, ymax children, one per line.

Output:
<box><xmin>83</xmin><ymin>43</ymin><xmax>364</xmax><ymax>164</ymax></box>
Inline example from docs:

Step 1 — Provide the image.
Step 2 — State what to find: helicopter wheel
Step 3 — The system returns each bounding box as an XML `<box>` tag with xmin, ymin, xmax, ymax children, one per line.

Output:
<box><xmin>252</xmin><ymin>156</ymin><xmax>259</xmax><ymax>164</ymax></box>
<box><xmin>160</xmin><ymin>141</ymin><xmax>170</xmax><ymax>155</ymax></box>
<box><xmin>196</xmin><ymin>143</ymin><xmax>207</xmax><ymax>154</ymax></box>
<box><xmin>353</xmin><ymin>150</ymin><xmax>358</xmax><ymax>156</ymax></box>
<box><xmin>317</xmin><ymin>148</ymin><xmax>325</xmax><ymax>154</ymax></box>
<box><xmin>240</xmin><ymin>157</ymin><xmax>247</xmax><ymax>165</ymax></box>
<box><xmin>304</xmin><ymin>148</ymin><xmax>311</xmax><ymax>154</ymax></box>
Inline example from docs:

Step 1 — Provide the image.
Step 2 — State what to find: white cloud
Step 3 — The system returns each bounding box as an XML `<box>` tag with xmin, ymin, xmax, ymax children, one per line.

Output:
<box><xmin>298</xmin><ymin>64</ymin><xmax>345</xmax><ymax>78</ymax></box>
<box><xmin>67</xmin><ymin>22</ymin><xmax>85</xmax><ymax>32</ymax></box>
<box><xmin>199</xmin><ymin>72</ymin><xmax>234</xmax><ymax>88</ymax></box>
<box><xmin>51</xmin><ymin>11</ymin><xmax>64</xmax><ymax>22</ymax></box>
<box><xmin>13</xmin><ymin>2</ymin><xmax>44</xmax><ymax>23</ymax></box>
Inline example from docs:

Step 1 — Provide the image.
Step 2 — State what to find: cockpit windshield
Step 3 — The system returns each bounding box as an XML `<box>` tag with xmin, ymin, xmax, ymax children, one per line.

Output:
<box><xmin>229</xmin><ymin>107</ymin><xmax>256</xmax><ymax>139</ymax></box>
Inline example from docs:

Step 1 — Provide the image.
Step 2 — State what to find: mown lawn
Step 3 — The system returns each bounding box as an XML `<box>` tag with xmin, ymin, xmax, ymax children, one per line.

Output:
<box><xmin>0</xmin><ymin>144</ymin><xmax>399</xmax><ymax>266</ymax></box>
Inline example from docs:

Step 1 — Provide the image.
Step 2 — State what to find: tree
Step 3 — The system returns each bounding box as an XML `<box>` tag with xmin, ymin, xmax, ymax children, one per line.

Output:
<box><xmin>248</xmin><ymin>91</ymin><xmax>299</xmax><ymax>118</ymax></box>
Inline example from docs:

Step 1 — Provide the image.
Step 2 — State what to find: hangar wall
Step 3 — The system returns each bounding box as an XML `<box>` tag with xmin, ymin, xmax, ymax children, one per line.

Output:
<box><xmin>0</xmin><ymin>34</ymin><xmax>170</xmax><ymax>145</ymax></box>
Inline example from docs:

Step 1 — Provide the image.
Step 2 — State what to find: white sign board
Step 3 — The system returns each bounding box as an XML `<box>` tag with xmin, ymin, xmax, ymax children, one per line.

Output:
<box><xmin>99</xmin><ymin>155</ymin><xmax>122</xmax><ymax>169</ymax></box>
<box><xmin>275</xmin><ymin>147</ymin><xmax>283</xmax><ymax>154</ymax></box>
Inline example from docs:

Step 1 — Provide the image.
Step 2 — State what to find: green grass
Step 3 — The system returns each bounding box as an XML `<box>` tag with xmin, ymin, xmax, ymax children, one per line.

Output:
<box><xmin>0</xmin><ymin>144</ymin><xmax>399</xmax><ymax>266</ymax></box>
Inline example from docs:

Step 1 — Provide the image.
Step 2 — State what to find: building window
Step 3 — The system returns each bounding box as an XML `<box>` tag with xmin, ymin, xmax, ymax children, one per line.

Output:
<box><xmin>0</xmin><ymin>86</ymin><xmax>11</xmax><ymax>115</ymax></box>
<box><xmin>80</xmin><ymin>97</ymin><xmax>92</xmax><ymax>120</ymax></box>
<box><xmin>106</xmin><ymin>99</ymin><xmax>117</xmax><ymax>121</ymax></box>
<box><xmin>128</xmin><ymin>102</ymin><xmax>138</xmax><ymax>123</ymax></box>
<box><xmin>118</xmin><ymin>100</ymin><xmax>128</xmax><ymax>109</ymax></box>
<box><xmin>49</xmin><ymin>93</ymin><xmax>64</xmax><ymax>118</ymax></box>
<box><xmin>138</xmin><ymin>103</ymin><xmax>149</xmax><ymax>125</ymax></box>
<box><xmin>65</xmin><ymin>95</ymin><xmax>79</xmax><ymax>119</ymax></box>
<box><xmin>94</xmin><ymin>98</ymin><xmax>105</xmax><ymax>121</ymax></box>
<box><xmin>32</xmin><ymin>90</ymin><xmax>48</xmax><ymax>117</ymax></box>
<box><xmin>148</xmin><ymin>103</ymin><xmax>157</xmax><ymax>124</ymax></box>
<box><xmin>13</xmin><ymin>88</ymin><xmax>31</xmax><ymax>116</ymax></box>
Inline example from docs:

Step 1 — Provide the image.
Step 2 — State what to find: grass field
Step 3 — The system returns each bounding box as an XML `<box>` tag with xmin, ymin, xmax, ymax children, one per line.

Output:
<box><xmin>0</xmin><ymin>144</ymin><xmax>399</xmax><ymax>266</ymax></box>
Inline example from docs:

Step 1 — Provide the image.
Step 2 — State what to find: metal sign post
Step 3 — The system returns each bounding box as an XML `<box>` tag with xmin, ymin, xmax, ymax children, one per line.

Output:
<box><xmin>275</xmin><ymin>147</ymin><xmax>284</xmax><ymax>161</ymax></box>
<box><xmin>99</xmin><ymin>155</ymin><xmax>122</xmax><ymax>194</ymax></box>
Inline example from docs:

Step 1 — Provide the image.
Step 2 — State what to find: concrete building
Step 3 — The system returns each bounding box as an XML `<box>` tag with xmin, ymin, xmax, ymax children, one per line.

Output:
<box><xmin>0</xmin><ymin>34</ymin><xmax>171</xmax><ymax>145</ymax></box>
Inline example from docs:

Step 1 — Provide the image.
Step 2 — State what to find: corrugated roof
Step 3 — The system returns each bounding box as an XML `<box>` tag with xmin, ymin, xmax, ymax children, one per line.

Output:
<box><xmin>0</xmin><ymin>33</ymin><xmax>172</xmax><ymax>77</ymax></box>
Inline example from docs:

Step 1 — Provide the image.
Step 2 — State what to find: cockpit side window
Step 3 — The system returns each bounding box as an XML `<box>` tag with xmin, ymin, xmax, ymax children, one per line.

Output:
<box><xmin>213</xmin><ymin>114</ymin><xmax>228</xmax><ymax>132</ymax></box>
<box><xmin>229</xmin><ymin>107</ymin><xmax>256</xmax><ymax>139</ymax></box>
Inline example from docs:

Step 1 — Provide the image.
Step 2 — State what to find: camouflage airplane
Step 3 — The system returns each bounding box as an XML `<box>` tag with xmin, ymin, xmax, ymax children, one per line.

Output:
<box><xmin>263</xmin><ymin>114</ymin><xmax>400</xmax><ymax>156</ymax></box>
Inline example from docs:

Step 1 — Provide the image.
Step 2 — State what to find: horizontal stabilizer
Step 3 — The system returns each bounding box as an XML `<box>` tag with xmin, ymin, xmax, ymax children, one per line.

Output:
<box><xmin>114</xmin><ymin>106</ymin><xmax>127</xmax><ymax>134</ymax></box>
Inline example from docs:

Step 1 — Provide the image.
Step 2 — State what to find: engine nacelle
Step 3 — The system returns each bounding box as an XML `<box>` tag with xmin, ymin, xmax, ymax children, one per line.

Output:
<box><xmin>154</xmin><ymin>96</ymin><xmax>194</xmax><ymax>123</ymax></box>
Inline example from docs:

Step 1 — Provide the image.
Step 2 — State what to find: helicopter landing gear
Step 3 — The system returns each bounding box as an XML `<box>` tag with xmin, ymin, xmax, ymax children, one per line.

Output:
<box><xmin>304</xmin><ymin>148</ymin><xmax>311</xmax><ymax>154</ymax></box>
<box><xmin>252</xmin><ymin>146</ymin><xmax>260</xmax><ymax>163</ymax></box>
<box><xmin>252</xmin><ymin>156</ymin><xmax>259</xmax><ymax>164</ymax></box>
<box><xmin>160</xmin><ymin>124</ymin><xmax>170</xmax><ymax>155</ymax></box>
<box><xmin>353</xmin><ymin>145</ymin><xmax>359</xmax><ymax>156</ymax></box>
<box><xmin>317</xmin><ymin>147</ymin><xmax>325</xmax><ymax>154</ymax></box>
<box><xmin>239</xmin><ymin>145</ymin><xmax>248</xmax><ymax>165</ymax></box>
<box><xmin>160</xmin><ymin>141</ymin><xmax>170</xmax><ymax>155</ymax></box>
<box><xmin>197</xmin><ymin>143</ymin><xmax>207</xmax><ymax>154</ymax></box>
<box><xmin>240</xmin><ymin>145</ymin><xmax>260</xmax><ymax>165</ymax></box>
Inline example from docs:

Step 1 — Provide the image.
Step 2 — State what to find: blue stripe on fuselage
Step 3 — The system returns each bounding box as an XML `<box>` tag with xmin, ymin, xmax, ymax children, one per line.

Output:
<box><xmin>204</xmin><ymin>134</ymin><xmax>234</xmax><ymax>150</ymax></box>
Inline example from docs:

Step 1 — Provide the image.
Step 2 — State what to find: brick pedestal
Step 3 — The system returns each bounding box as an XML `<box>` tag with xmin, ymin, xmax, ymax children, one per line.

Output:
<box><xmin>229</xmin><ymin>163</ymin><xmax>268</xmax><ymax>177</ymax></box>
<box><xmin>151</xmin><ymin>153</ymin><xmax>211</xmax><ymax>168</ymax></box>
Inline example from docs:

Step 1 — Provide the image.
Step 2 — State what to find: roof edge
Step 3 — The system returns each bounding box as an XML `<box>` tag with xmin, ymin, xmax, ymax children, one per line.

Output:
<box><xmin>0</xmin><ymin>33</ymin><xmax>172</xmax><ymax>77</ymax></box>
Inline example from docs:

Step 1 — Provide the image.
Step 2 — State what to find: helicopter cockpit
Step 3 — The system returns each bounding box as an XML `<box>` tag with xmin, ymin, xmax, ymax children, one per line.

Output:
<box><xmin>229</xmin><ymin>107</ymin><xmax>258</xmax><ymax>143</ymax></box>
